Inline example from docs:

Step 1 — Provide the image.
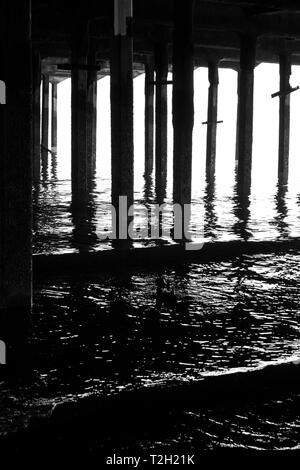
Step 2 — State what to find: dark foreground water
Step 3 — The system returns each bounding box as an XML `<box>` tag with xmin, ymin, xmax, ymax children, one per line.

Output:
<box><xmin>1</xmin><ymin>250</ymin><xmax>300</xmax><ymax>451</ymax></box>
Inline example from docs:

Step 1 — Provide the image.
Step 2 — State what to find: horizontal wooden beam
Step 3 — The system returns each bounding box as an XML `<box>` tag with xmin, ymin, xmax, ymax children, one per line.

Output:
<box><xmin>202</xmin><ymin>120</ymin><xmax>223</xmax><ymax>125</ymax></box>
<box><xmin>271</xmin><ymin>85</ymin><xmax>299</xmax><ymax>98</ymax></box>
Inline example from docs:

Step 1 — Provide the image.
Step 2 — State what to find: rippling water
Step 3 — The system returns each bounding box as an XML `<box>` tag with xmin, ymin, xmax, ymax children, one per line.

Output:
<box><xmin>33</xmin><ymin>176</ymin><xmax>300</xmax><ymax>254</ymax></box>
<box><xmin>1</xmin><ymin>252</ymin><xmax>300</xmax><ymax>450</ymax></box>
<box><xmin>32</xmin><ymin>252</ymin><xmax>300</xmax><ymax>388</ymax></box>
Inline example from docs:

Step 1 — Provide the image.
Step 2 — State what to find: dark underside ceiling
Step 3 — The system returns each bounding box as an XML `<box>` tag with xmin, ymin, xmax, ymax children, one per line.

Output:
<box><xmin>32</xmin><ymin>0</ymin><xmax>300</xmax><ymax>78</ymax></box>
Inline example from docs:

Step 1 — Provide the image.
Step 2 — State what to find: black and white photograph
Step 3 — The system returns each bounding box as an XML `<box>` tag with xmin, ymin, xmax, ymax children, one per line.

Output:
<box><xmin>1</xmin><ymin>0</ymin><xmax>300</xmax><ymax>460</ymax></box>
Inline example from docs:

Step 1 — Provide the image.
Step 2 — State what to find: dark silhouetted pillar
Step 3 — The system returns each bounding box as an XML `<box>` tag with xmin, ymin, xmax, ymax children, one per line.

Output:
<box><xmin>206</xmin><ymin>62</ymin><xmax>219</xmax><ymax>181</ymax></box>
<box><xmin>236</xmin><ymin>34</ymin><xmax>257</xmax><ymax>195</ymax></box>
<box><xmin>173</xmin><ymin>0</ymin><xmax>194</xmax><ymax>206</ymax></box>
<box><xmin>0</xmin><ymin>0</ymin><xmax>32</xmax><ymax>332</ymax></box>
<box><xmin>111</xmin><ymin>0</ymin><xmax>134</xmax><ymax>238</ymax></box>
<box><xmin>235</xmin><ymin>69</ymin><xmax>241</xmax><ymax>164</ymax></box>
<box><xmin>41</xmin><ymin>74</ymin><xmax>49</xmax><ymax>175</ymax></box>
<box><xmin>71</xmin><ymin>21</ymin><xmax>88</xmax><ymax>202</ymax></box>
<box><xmin>32</xmin><ymin>51</ymin><xmax>41</xmax><ymax>182</ymax></box>
<box><xmin>144</xmin><ymin>57</ymin><xmax>154</xmax><ymax>176</ymax></box>
<box><xmin>87</xmin><ymin>50</ymin><xmax>98</xmax><ymax>178</ymax></box>
<box><xmin>154</xmin><ymin>32</ymin><xmax>168</xmax><ymax>201</ymax></box>
<box><xmin>51</xmin><ymin>82</ymin><xmax>57</xmax><ymax>154</ymax></box>
<box><xmin>278</xmin><ymin>54</ymin><xmax>291</xmax><ymax>186</ymax></box>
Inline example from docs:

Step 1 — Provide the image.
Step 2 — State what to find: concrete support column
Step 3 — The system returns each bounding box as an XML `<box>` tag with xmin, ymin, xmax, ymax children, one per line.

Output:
<box><xmin>41</xmin><ymin>74</ymin><xmax>49</xmax><ymax>175</ymax></box>
<box><xmin>32</xmin><ymin>51</ymin><xmax>41</xmax><ymax>182</ymax></box>
<box><xmin>154</xmin><ymin>34</ymin><xmax>168</xmax><ymax>201</ymax></box>
<box><xmin>144</xmin><ymin>57</ymin><xmax>154</xmax><ymax>176</ymax></box>
<box><xmin>278</xmin><ymin>54</ymin><xmax>291</xmax><ymax>186</ymax></box>
<box><xmin>236</xmin><ymin>34</ymin><xmax>257</xmax><ymax>195</ymax></box>
<box><xmin>0</xmin><ymin>0</ymin><xmax>32</xmax><ymax>324</ymax></box>
<box><xmin>51</xmin><ymin>82</ymin><xmax>58</xmax><ymax>154</ymax></box>
<box><xmin>111</xmin><ymin>0</ymin><xmax>134</xmax><ymax>237</ymax></box>
<box><xmin>87</xmin><ymin>51</ymin><xmax>98</xmax><ymax>179</ymax></box>
<box><xmin>71</xmin><ymin>22</ymin><xmax>88</xmax><ymax>202</ymax></box>
<box><xmin>206</xmin><ymin>62</ymin><xmax>219</xmax><ymax>181</ymax></box>
<box><xmin>173</xmin><ymin>0</ymin><xmax>194</xmax><ymax>207</ymax></box>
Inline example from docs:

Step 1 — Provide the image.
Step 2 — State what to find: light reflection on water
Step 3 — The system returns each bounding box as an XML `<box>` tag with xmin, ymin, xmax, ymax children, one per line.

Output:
<box><xmin>1</xmin><ymin>252</ymin><xmax>295</xmax><ymax>448</ymax></box>
<box><xmin>1</xmin><ymin>252</ymin><xmax>297</xmax><ymax>447</ymax></box>
<box><xmin>32</xmin><ymin>175</ymin><xmax>300</xmax><ymax>254</ymax></box>
<box><xmin>32</xmin><ymin>252</ymin><xmax>300</xmax><ymax>392</ymax></box>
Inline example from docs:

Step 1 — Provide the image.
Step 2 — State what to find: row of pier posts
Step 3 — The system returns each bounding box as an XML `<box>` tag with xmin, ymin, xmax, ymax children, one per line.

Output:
<box><xmin>0</xmin><ymin>0</ymin><xmax>296</xmax><ymax>329</ymax></box>
<box><xmin>31</xmin><ymin>17</ymin><xmax>293</xmax><ymax>203</ymax></box>
<box><xmin>32</xmin><ymin>67</ymin><xmax>58</xmax><ymax>182</ymax></box>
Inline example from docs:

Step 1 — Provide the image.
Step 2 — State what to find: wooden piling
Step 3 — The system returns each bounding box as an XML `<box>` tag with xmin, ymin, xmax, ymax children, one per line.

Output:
<box><xmin>87</xmin><ymin>47</ymin><xmax>98</xmax><ymax>178</ymax></box>
<box><xmin>41</xmin><ymin>74</ymin><xmax>49</xmax><ymax>176</ymax></box>
<box><xmin>144</xmin><ymin>57</ymin><xmax>154</xmax><ymax>176</ymax></box>
<box><xmin>32</xmin><ymin>51</ymin><xmax>41</xmax><ymax>182</ymax></box>
<box><xmin>51</xmin><ymin>82</ymin><xmax>57</xmax><ymax>154</ymax></box>
<box><xmin>111</xmin><ymin>0</ymin><xmax>134</xmax><ymax>237</ymax></box>
<box><xmin>71</xmin><ymin>21</ymin><xmax>88</xmax><ymax>202</ymax></box>
<box><xmin>173</xmin><ymin>0</ymin><xmax>194</xmax><ymax>207</ymax></box>
<box><xmin>236</xmin><ymin>34</ymin><xmax>257</xmax><ymax>196</ymax></box>
<box><xmin>235</xmin><ymin>69</ymin><xmax>241</xmax><ymax>163</ymax></box>
<box><xmin>206</xmin><ymin>62</ymin><xmax>219</xmax><ymax>181</ymax></box>
<box><xmin>0</xmin><ymin>0</ymin><xmax>32</xmax><ymax>318</ymax></box>
<box><xmin>278</xmin><ymin>54</ymin><xmax>291</xmax><ymax>186</ymax></box>
<box><xmin>154</xmin><ymin>34</ymin><xmax>168</xmax><ymax>201</ymax></box>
